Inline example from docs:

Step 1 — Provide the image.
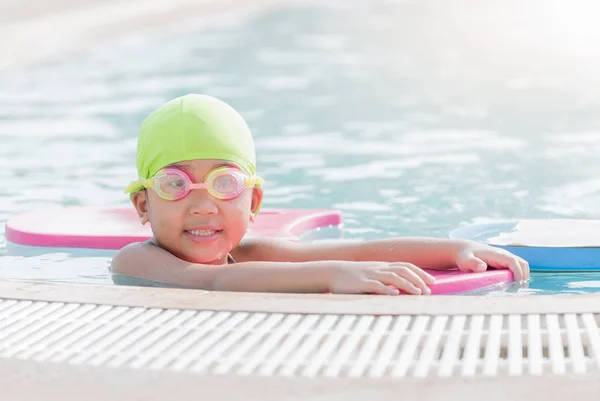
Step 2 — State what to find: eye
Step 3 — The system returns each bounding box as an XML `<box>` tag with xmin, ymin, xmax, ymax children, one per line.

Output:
<box><xmin>213</xmin><ymin>173</ymin><xmax>241</xmax><ymax>193</ymax></box>
<box><xmin>159</xmin><ymin>173</ymin><xmax>188</xmax><ymax>194</ymax></box>
<box><xmin>171</xmin><ymin>178</ymin><xmax>186</xmax><ymax>188</ymax></box>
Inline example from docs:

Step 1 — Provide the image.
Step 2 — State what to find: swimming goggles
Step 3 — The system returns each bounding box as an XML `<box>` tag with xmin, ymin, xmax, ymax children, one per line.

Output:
<box><xmin>135</xmin><ymin>166</ymin><xmax>263</xmax><ymax>201</ymax></box>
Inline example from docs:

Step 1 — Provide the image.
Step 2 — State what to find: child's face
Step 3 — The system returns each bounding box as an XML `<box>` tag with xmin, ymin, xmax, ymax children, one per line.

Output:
<box><xmin>132</xmin><ymin>159</ymin><xmax>263</xmax><ymax>264</ymax></box>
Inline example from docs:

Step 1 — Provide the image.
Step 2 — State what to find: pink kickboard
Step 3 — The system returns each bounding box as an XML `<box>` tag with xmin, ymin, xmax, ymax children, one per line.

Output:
<box><xmin>422</xmin><ymin>268</ymin><xmax>513</xmax><ymax>295</ymax></box>
<box><xmin>5</xmin><ymin>206</ymin><xmax>514</xmax><ymax>294</ymax></box>
<box><xmin>5</xmin><ymin>207</ymin><xmax>343</xmax><ymax>250</ymax></box>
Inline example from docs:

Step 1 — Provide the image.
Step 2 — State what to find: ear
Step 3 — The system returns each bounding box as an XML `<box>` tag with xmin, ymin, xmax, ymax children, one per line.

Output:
<box><xmin>250</xmin><ymin>186</ymin><xmax>263</xmax><ymax>221</ymax></box>
<box><xmin>131</xmin><ymin>190</ymin><xmax>150</xmax><ymax>225</ymax></box>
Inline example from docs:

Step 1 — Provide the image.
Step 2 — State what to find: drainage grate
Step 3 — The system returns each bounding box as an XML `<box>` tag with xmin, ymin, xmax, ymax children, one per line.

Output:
<box><xmin>0</xmin><ymin>299</ymin><xmax>599</xmax><ymax>378</ymax></box>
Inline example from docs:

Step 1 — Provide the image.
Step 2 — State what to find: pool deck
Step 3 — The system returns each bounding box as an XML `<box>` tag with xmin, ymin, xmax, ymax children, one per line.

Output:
<box><xmin>1</xmin><ymin>0</ymin><xmax>600</xmax><ymax>399</ymax></box>
<box><xmin>0</xmin><ymin>278</ymin><xmax>599</xmax><ymax>401</ymax></box>
<box><xmin>3</xmin><ymin>357</ymin><xmax>599</xmax><ymax>401</ymax></box>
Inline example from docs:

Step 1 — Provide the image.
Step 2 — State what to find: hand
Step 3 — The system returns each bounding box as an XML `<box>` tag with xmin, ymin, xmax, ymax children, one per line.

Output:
<box><xmin>325</xmin><ymin>261</ymin><xmax>436</xmax><ymax>295</ymax></box>
<box><xmin>455</xmin><ymin>242</ymin><xmax>530</xmax><ymax>282</ymax></box>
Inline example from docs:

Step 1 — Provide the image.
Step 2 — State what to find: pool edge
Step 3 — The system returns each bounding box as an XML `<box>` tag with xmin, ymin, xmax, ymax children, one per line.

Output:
<box><xmin>1</xmin><ymin>278</ymin><xmax>599</xmax><ymax>315</ymax></box>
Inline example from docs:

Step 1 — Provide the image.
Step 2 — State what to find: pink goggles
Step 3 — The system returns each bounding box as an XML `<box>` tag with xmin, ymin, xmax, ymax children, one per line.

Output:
<box><xmin>143</xmin><ymin>166</ymin><xmax>263</xmax><ymax>201</ymax></box>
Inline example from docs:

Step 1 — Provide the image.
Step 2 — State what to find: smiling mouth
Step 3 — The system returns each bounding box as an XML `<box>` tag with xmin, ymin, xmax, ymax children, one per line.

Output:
<box><xmin>185</xmin><ymin>229</ymin><xmax>223</xmax><ymax>237</ymax></box>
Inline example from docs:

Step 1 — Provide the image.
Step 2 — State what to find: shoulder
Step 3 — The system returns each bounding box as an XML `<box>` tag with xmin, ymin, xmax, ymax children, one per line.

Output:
<box><xmin>230</xmin><ymin>237</ymin><xmax>268</xmax><ymax>262</ymax></box>
<box><xmin>230</xmin><ymin>237</ymin><xmax>314</xmax><ymax>263</ymax></box>
<box><xmin>110</xmin><ymin>241</ymin><xmax>160</xmax><ymax>276</ymax></box>
<box><xmin>230</xmin><ymin>237</ymin><xmax>289</xmax><ymax>262</ymax></box>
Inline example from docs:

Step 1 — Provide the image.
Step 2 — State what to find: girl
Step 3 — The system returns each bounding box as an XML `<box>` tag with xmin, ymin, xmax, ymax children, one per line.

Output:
<box><xmin>111</xmin><ymin>94</ymin><xmax>529</xmax><ymax>295</ymax></box>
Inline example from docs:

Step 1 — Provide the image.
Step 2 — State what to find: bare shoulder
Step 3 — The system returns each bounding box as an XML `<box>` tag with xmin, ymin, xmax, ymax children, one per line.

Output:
<box><xmin>230</xmin><ymin>237</ymin><xmax>297</xmax><ymax>262</ymax></box>
<box><xmin>110</xmin><ymin>241</ymin><xmax>165</xmax><ymax>276</ymax></box>
<box><xmin>230</xmin><ymin>237</ymin><xmax>270</xmax><ymax>262</ymax></box>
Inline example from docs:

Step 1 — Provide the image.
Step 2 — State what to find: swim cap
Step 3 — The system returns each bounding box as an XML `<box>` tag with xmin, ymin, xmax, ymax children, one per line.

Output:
<box><xmin>125</xmin><ymin>94</ymin><xmax>257</xmax><ymax>194</ymax></box>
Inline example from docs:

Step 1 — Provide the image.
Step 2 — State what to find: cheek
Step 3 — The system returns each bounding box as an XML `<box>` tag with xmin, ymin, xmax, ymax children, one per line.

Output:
<box><xmin>221</xmin><ymin>195</ymin><xmax>253</xmax><ymax>227</ymax></box>
<box><xmin>147</xmin><ymin>199</ymin><xmax>185</xmax><ymax>232</ymax></box>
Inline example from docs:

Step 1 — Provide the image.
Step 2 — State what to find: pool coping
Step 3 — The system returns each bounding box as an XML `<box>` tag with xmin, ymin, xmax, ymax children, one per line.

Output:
<box><xmin>1</xmin><ymin>278</ymin><xmax>599</xmax><ymax>315</ymax></box>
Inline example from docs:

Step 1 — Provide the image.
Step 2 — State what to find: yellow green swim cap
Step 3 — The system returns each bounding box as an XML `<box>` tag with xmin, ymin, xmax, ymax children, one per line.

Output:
<box><xmin>125</xmin><ymin>94</ymin><xmax>258</xmax><ymax>195</ymax></box>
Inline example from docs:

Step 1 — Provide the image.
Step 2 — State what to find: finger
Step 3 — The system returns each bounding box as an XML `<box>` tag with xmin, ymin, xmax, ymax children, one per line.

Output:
<box><xmin>374</xmin><ymin>271</ymin><xmax>425</xmax><ymax>295</ymax></box>
<box><xmin>485</xmin><ymin>253</ymin><xmax>524</xmax><ymax>281</ymax></box>
<box><xmin>382</xmin><ymin>266</ymin><xmax>429</xmax><ymax>293</ymax></box>
<box><xmin>456</xmin><ymin>252</ymin><xmax>487</xmax><ymax>273</ymax></box>
<box><xmin>512</xmin><ymin>255</ymin><xmax>530</xmax><ymax>280</ymax></box>
<box><xmin>362</xmin><ymin>280</ymin><xmax>400</xmax><ymax>295</ymax></box>
<box><xmin>506</xmin><ymin>256</ymin><xmax>524</xmax><ymax>281</ymax></box>
<box><xmin>390</xmin><ymin>262</ymin><xmax>436</xmax><ymax>285</ymax></box>
<box><xmin>518</xmin><ymin>257</ymin><xmax>530</xmax><ymax>281</ymax></box>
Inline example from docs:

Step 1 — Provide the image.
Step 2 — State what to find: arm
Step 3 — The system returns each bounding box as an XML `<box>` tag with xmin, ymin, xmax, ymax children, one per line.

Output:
<box><xmin>110</xmin><ymin>241</ymin><xmax>436</xmax><ymax>295</ymax></box>
<box><xmin>110</xmin><ymin>242</ymin><xmax>333</xmax><ymax>293</ymax></box>
<box><xmin>233</xmin><ymin>237</ymin><xmax>530</xmax><ymax>280</ymax></box>
<box><xmin>233</xmin><ymin>237</ymin><xmax>469</xmax><ymax>269</ymax></box>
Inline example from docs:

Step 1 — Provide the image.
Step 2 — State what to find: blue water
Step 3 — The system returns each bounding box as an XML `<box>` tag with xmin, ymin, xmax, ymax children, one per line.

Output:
<box><xmin>2</xmin><ymin>1</ymin><xmax>600</xmax><ymax>295</ymax></box>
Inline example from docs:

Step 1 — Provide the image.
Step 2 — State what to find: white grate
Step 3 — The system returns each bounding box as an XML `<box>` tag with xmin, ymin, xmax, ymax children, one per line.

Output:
<box><xmin>0</xmin><ymin>299</ymin><xmax>599</xmax><ymax>378</ymax></box>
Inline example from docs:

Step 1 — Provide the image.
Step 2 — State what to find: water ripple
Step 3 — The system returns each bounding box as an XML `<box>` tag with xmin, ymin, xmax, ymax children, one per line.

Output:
<box><xmin>1</xmin><ymin>1</ymin><xmax>600</xmax><ymax>294</ymax></box>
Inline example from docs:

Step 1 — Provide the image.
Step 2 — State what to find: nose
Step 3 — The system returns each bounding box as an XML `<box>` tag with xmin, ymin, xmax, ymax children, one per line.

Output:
<box><xmin>186</xmin><ymin>188</ymin><xmax>218</xmax><ymax>215</ymax></box>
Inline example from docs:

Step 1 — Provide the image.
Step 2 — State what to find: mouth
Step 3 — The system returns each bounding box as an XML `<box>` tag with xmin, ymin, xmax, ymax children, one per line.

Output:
<box><xmin>186</xmin><ymin>229</ymin><xmax>222</xmax><ymax>237</ymax></box>
<box><xmin>184</xmin><ymin>228</ymin><xmax>224</xmax><ymax>243</ymax></box>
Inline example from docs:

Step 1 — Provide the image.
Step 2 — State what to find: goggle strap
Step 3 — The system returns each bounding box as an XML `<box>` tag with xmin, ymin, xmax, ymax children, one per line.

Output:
<box><xmin>141</xmin><ymin>178</ymin><xmax>155</xmax><ymax>189</ymax></box>
<box><xmin>247</xmin><ymin>176</ymin><xmax>264</xmax><ymax>187</ymax></box>
<box><xmin>124</xmin><ymin>178</ymin><xmax>155</xmax><ymax>194</ymax></box>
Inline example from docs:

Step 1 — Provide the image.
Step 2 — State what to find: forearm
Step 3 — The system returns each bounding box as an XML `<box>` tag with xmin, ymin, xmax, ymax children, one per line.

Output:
<box><xmin>121</xmin><ymin>261</ymin><xmax>332</xmax><ymax>293</ymax></box>
<box><xmin>236</xmin><ymin>237</ymin><xmax>472</xmax><ymax>270</ymax></box>
<box><xmin>353</xmin><ymin>238</ymin><xmax>472</xmax><ymax>269</ymax></box>
<box><xmin>209</xmin><ymin>261</ymin><xmax>332</xmax><ymax>293</ymax></box>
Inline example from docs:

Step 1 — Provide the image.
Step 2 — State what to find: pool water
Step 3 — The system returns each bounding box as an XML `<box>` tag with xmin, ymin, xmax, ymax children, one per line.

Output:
<box><xmin>2</xmin><ymin>1</ymin><xmax>600</xmax><ymax>295</ymax></box>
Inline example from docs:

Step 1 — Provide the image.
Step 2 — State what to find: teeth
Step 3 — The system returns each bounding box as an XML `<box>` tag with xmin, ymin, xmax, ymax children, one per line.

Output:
<box><xmin>187</xmin><ymin>230</ymin><xmax>217</xmax><ymax>237</ymax></box>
